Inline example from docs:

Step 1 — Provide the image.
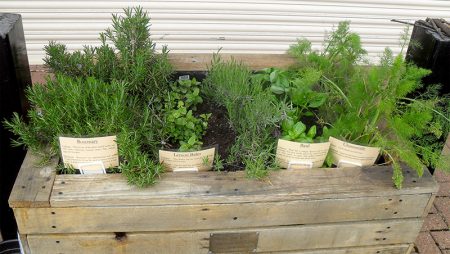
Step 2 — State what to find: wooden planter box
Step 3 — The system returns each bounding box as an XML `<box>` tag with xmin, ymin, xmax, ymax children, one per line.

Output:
<box><xmin>11</xmin><ymin>55</ymin><xmax>444</xmax><ymax>253</ymax></box>
<box><xmin>10</xmin><ymin>151</ymin><xmax>438</xmax><ymax>254</ymax></box>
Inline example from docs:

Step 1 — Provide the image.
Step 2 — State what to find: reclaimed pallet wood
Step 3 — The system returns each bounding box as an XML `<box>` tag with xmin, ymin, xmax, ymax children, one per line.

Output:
<box><xmin>25</xmin><ymin>218</ymin><xmax>420</xmax><ymax>253</ymax></box>
<box><xmin>9</xmin><ymin>150</ymin><xmax>438</xmax><ymax>253</ymax></box>
<box><xmin>8</xmin><ymin>55</ymin><xmax>445</xmax><ymax>254</ymax></box>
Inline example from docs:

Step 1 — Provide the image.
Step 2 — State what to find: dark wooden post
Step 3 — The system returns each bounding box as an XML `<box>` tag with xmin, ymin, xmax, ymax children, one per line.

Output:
<box><xmin>0</xmin><ymin>13</ymin><xmax>31</xmax><ymax>240</ymax></box>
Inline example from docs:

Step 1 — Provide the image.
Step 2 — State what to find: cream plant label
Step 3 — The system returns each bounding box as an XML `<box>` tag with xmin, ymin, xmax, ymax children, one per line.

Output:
<box><xmin>329</xmin><ymin>137</ymin><xmax>380</xmax><ymax>167</ymax></box>
<box><xmin>276</xmin><ymin>139</ymin><xmax>330</xmax><ymax>169</ymax></box>
<box><xmin>159</xmin><ymin>147</ymin><xmax>215</xmax><ymax>172</ymax></box>
<box><xmin>58</xmin><ymin>136</ymin><xmax>119</xmax><ymax>174</ymax></box>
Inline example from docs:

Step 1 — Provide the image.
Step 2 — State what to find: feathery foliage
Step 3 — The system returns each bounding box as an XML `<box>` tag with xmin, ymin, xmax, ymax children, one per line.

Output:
<box><xmin>204</xmin><ymin>55</ymin><xmax>282</xmax><ymax>178</ymax></box>
<box><xmin>288</xmin><ymin>21</ymin><xmax>449</xmax><ymax>188</ymax></box>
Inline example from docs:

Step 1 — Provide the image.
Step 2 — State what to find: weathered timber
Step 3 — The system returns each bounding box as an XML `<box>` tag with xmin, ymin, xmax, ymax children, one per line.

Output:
<box><xmin>26</xmin><ymin>219</ymin><xmax>421</xmax><ymax>253</ymax></box>
<box><xmin>47</xmin><ymin>165</ymin><xmax>437</xmax><ymax>208</ymax></box>
<box><xmin>8</xmin><ymin>151</ymin><xmax>58</xmax><ymax>208</ymax></box>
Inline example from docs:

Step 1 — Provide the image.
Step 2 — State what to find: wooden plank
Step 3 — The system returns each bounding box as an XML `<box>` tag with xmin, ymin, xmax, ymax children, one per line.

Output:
<box><xmin>8</xmin><ymin>151</ymin><xmax>58</xmax><ymax>208</ymax></box>
<box><xmin>17</xmin><ymin>233</ymin><xmax>31</xmax><ymax>254</ymax></box>
<box><xmin>405</xmin><ymin>243</ymin><xmax>414</xmax><ymax>254</ymax></box>
<box><xmin>26</xmin><ymin>218</ymin><xmax>422</xmax><ymax>254</ymax></box>
<box><xmin>51</xmin><ymin>165</ymin><xmax>438</xmax><ymax>207</ymax></box>
<box><xmin>254</xmin><ymin>219</ymin><xmax>422</xmax><ymax>252</ymax></box>
<box><xmin>16</xmin><ymin>194</ymin><xmax>429</xmax><ymax>234</ymax></box>
<box><xmin>421</xmin><ymin>194</ymin><xmax>436</xmax><ymax>217</ymax></box>
<box><xmin>168</xmin><ymin>53</ymin><xmax>296</xmax><ymax>71</ymax></box>
<box><xmin>269</xmin><ymin>244</ymin><xmax>410</xmax><ymax>254</ymax></box>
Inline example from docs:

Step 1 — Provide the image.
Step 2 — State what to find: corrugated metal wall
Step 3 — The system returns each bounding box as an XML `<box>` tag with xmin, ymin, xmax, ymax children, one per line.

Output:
<box><xmin>2</xmin><ymin>0</ymin><xmax>450</xmax><ymax>64</ymax></box>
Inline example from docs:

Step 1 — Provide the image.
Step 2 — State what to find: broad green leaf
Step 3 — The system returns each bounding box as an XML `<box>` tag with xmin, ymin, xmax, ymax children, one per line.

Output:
<box><xmin>281</xmin><ymin>118</ymin><xmax>295</xmax><ymax>132</ymax></box>
<box><xmin>308</xmin><ymin>93</ymin><xmax>327</xmax><ymax>108</ymax></box>
<box><xmin>271</xmin><ymin>85</ymin><xmax>286</xmax><ymax>95</ymax></box>
<box><xmin>293</xmin><ymin>122</ymin><xmax>306</xmax><ymax>135</ymax></box>
<box><xmin>307</xmin><ymin>125</ymin><xmax>316</xmax><ymax>138</ymax></box>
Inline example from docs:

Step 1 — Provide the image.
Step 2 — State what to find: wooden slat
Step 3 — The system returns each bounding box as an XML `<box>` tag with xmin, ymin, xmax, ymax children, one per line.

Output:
<box><xmin>15</xmin><ymin>194</ymin><xmax>429</xmax><ymax>234</ymax></box>
<box><xmin>422</xmin><ymin>194</ymin><xmax>436</xmax><ymax>217</ymax></box>
<box><xmin>8</xmin><ymin>151</ymin><xmax>58</xmax><ymax>208</ymax></box>
<box><xmin>26</xmin><ymin>218</ymin><xmax>422</xmax><ymax>254</ymax></box>
<box><xmin>17</xmin><ymin>233</ymin><xmax>31</xmax><ymax>254</ymax></box>
<box><xmin>270</xmin><ymin>245</ymin><xmax>410</xmax><ymax>254</ymax></box>
<box><xmin>405</xmin><ymin>243</ymin><xmax>415</xmax><ymax>254</ymax></box>
<box><xmin>169</xmin><ymin>53</ymin><xmax>295</xmax><ymax>71</ymax></box>
<box><xmin>51</xmin><ymin>165</ymin><xmax>438</xmax><ymax>207</ymax></box>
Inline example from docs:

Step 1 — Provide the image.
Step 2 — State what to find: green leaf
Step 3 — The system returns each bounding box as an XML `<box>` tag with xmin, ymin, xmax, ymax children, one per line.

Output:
<box><xmin>270</xmin><ymin>85</ymin><xmax>286</xmax><ymax>95</ymax></box>
<box><xmin>175</xmin><ymin>118</ymin><xmax>186</xmax><ymax>126</ymax></box>
<box><xmin>186</xmin><ymin>121</ymin><xmax>195</xmax><ymax>129</ymax></box>
<box><xmin>293</xmin><ymin>122</ymin><xmax>306</xmax><ymax>135</ymax></box>
<box><xmin>308</xmin><ymin>93</ymin><xmax>327</xmax><ymax>108</ymax></box>
<box><xmin>188</xmin><ymin>135</ymin><xmax>196</xmax><ymax>145</ymax></box>
<box><xmin>269</xmin><ymin>71</ymin><xmax>277</xmax><ymax>83</ymax></box>
<box><xmin>288</xmin><ymin>130</ymin><xmax>298</xmax><ymax>139</ymax></box>
<box><xmin>307</xmin><ymin>125</ymin><xmax>316</xmax><ymax>138</ymax></box>
<box><xmin>281</xmin><ymin>119</ymin><xmax>295</xmax><ymax>132</ymax></box>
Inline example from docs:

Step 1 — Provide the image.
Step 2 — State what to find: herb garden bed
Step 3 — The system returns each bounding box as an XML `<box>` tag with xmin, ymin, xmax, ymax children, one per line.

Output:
<box><xmin>8</xmin><ymin>53</ymin><xmax>441</xmax><ymax>254</ymax></box>
<box><xmin>10</xmin><ymin>148</ymin><xmax>438</xmax><ymax>254</ymax></box>
<box><xmin>6</xmin><ymin>8</ymin><xmax>449</xmax><ymax>253</ymax></box>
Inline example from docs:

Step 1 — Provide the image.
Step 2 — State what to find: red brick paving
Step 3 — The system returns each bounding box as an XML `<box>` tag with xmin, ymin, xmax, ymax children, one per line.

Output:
<box><xmin>434</xmin><ymin>197</ymin><xmax>450</xmax><ymax>224</ymax></box>
<box><xmin>414</xmin><ymin>169</ymin><xmax>450</xmax><ymax>254</ymax></box>
<box><xmin>416</xmin><ymin>232</ymin><xmax>443</xmax><ymax>254</ymax></box>
<box><xmin>438</xmin><ymin>182</ymin><xmax>450</xmax><ymax>197</ymax></box>
<box><xmin>432</xmin><ymin>231</ymin><xmax>450</xmax><ymax>249</ymax></box>
<box><xmin>421</xmin><ymin>214</ymin><xmax>448</xmax><ymax>231</ymax></box>
<box><xmin>435</xmin><ymin>170</ymin><xmax>450</xmax><ymax>183</ymax></box>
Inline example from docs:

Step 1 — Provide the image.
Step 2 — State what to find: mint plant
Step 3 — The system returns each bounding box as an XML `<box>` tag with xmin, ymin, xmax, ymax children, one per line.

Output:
<box><xmin>163</xmin><ymin>78</ymin><xmax>211</xmax><ymax>150</ymax></box>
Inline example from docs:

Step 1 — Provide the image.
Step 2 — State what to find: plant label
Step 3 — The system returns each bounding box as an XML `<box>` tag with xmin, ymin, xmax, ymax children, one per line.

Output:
<box><xmin>178</xmin><ymin>75</ymin><xmax>190</xmax><ymax>80</ymax></box>
<box><xmin>275</xmin><ymin>139</ymin><xmax>330</xmax><ymax>169</ymax></box>
<box><xmin>329</xmin><ymin>137</ymin><xmax>380</xmax><ymax>167</ymax></box>
<box><xmin>159</xmin><ymin>147</ymin><xmax>215</xmax><ymax>172</ymax></box>
<box><xmin>58</xmin><ymin>136</ymin><xmax>119</xmax><ymax>174</ymax></box>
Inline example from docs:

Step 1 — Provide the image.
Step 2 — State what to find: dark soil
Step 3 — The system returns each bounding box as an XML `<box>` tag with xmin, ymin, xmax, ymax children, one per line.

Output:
<box><xmin>196</xmin><ymin>99</ymin><xmax>237</xmax><ymax>161</ymax></box>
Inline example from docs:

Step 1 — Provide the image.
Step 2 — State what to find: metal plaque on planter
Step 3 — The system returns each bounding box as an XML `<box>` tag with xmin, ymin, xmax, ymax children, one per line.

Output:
<box><xmin>329</xmin><ymin>137</ymin><xmax>380</xmax><ymax>168</ymax></box>
<box><xmin>275</xmin><ymin>139</ymin><xmax>330</xmax><ymax>169</ymax></box>
<box><xmin>159</xmin><ymin>147</ymin><xmax>215</xmax><ymax>172</ymax></box>
<box><xmin>58</xmin><ymin>135</ymin><xmax>119</xmax><ymax>174</ymax></box>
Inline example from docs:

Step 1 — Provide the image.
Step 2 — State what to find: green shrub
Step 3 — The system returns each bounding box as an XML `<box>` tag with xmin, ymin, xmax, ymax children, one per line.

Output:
<box><xmin>4</xmin><ymin>75</ymin><xmax>162</xmax><ymax>186</ymax></box>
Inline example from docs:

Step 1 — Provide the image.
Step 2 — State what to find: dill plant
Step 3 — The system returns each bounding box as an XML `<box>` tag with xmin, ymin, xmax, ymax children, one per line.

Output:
<box><xmin>289</xmin><ymin>21</ymin><xmax>450</xmax><ymax>188</ymax></box>
<box><xmin>204</xmin><ymin>55</ymin><xmax>282</xmax><ymax>178</ymax></box>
